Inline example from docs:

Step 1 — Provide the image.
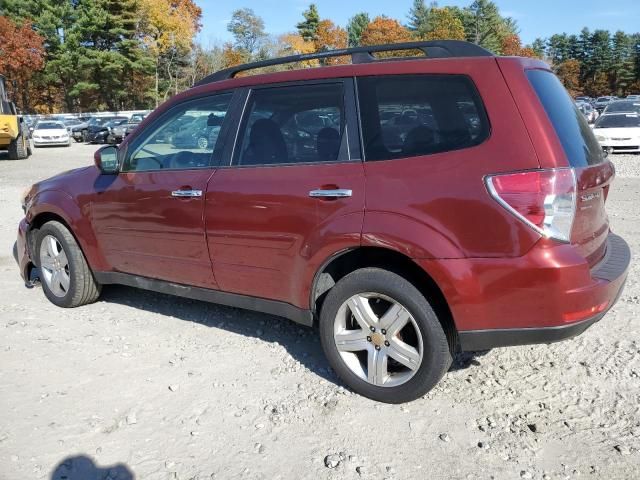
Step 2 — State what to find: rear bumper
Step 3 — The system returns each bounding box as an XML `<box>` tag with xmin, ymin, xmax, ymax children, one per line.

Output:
<box><xmin>416</xmin><ymin>233</ymin><xmax>631</xmax><ymax>351</ymax></box>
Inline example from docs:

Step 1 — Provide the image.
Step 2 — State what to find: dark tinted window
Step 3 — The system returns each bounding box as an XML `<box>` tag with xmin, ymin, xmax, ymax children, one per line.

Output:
<box><xmin>236</xmin><ymin>83</ymin><xmax>345</xmax><ymax>166</ymax></box>
<box><xmin>357</xmin><ymin>75</ymin><xmax>489</xmax><ymax>161</ymax></box>
<box><xmin>527</xmin><ymin>70</ymin><xmax>604</xmax><ymax>167</ymax></box>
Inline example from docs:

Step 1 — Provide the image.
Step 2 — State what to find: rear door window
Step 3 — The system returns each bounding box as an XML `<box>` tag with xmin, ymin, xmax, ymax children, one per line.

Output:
<box><xmin>527</xmin><ymin>69</ymin><xmax>605</xmax><ymax>167</ymax></box>
<box><xmin>234</xmin><ymin>83</ymin><xmax>347</xmax><ymax>166</ymax></box>
<box><xmin>356</xmin><ymin>75</ymin><xmax>490</xmax><ymax>161</ymax></box>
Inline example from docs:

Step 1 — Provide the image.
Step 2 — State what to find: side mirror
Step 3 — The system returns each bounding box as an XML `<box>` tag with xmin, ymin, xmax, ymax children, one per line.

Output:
<box><xmin>94</xmin><ymin>145</ymin><xmax>119</xmax><ymax>174</ymax></box>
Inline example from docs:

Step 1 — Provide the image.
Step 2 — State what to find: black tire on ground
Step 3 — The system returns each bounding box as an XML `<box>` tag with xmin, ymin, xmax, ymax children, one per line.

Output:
<box><xmin>81</xmin><ymin>130</ymin><xmax>88</xmax><ymax>142</ymax></box>
<box><xmin>319</xmin><ymin>268</ymin><xmax>452</xmax><ymax>403</ymax></box>
<box><xmin>35</xmin><ymin>221</ymin><xmax>101</xmax><ymax>308</ymax></box>
<box><xmin>8</xmin><ymin>134</ymin><xmax>29</xmax><ymax>160</ymax></box>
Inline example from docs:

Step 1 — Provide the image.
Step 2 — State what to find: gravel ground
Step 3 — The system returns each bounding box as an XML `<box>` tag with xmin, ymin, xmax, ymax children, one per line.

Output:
<box><xmin>0</xmin><ymin>145</ymin><xmax>638</xmax><ymax>480</ymax></box>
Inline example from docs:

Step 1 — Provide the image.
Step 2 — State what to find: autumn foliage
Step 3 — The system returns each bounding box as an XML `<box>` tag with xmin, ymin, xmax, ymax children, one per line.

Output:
<box><xmin>314</xmin><ymin>20</ymin><xmax>348</xmax><ymax>65</ymax></box>
<box><xmin>360</xmin><ymin>17</ymin><xmax>412</xmax><ymax>47</ymax></box>
<box><xmin>425</xmin><ymin>8</ymin><xmax>466</xmax><ymax>41</ymax></box>
<box><xmin>0</xmin><ymin>16</ymin><xmax>45</xmax><ymax>104</ymax></box>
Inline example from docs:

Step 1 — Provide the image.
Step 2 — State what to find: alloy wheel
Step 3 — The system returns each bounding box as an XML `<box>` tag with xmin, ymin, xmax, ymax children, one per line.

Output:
<box><xmin>333</xmin><ymin>293</ymin><xmax>423</xmax><ymax>387</ymax></box>
<box><xmin>39</xmin><ymin>235</ymin><xmax>71</xmax><ymax>298</ymax></box>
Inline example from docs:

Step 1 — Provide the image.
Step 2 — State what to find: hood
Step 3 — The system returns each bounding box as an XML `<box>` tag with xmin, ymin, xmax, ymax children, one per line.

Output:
<box><xmin>34</xmin><ymin>128</ymin><xmax>68</xmax><ymax>136</ymax></box>
<box><xmin>593</xmin><ymin>126</ymin><xmax>640</xmax><ymax>137</ymax></box>
<box><xmin>32</xmin><ymin>166</ymin><xmax>94</xmax><ymax>195</ymax></box>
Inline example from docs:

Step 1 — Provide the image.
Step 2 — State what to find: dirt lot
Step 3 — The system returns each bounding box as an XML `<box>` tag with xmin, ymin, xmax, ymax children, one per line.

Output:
<box><xmin>0</xmin><ymin>144</ymin><xmax>638</xmax><ymax>480</ymax></box>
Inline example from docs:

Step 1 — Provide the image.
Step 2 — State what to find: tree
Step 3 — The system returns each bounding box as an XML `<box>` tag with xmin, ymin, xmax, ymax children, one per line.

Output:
<box><xmin>425</xmin><ymin>7</ymin><xmax>465</xmax><ymax>41</ymax></box>
<box><xmin>461</xmin><ymin>0</ymin><xmax>516</xmax><ymax>54</ymax></box>
<box><xmin>554</xmin><ymin>59</ymin><xmax>581</xmax><ymax>96</ymax></box>
<box><xmin>407</xmin><ymin>0</ymin><xmax>431</xmax><ymax>39</ymax></box>
<box><xmin>139</xmin><ymin>0</ymin><xmax>202</xmax><ymax>105</ymax></box>
<box><xmin>227</xmin><ymin>8</ymin><xmax>266</xmax><ymax>58</ymax></box>
<box><xmin>530</xmin><ymin>38</ymin><xmax>546</xmax><ymax>58</ymax></box>
<box><xmin>360</xmin><ymin>16</ymin><xmax>412</xmax><ymax>48</ymax></box>
<box><xmin>297</xmin><ymin>4</ymin><xmax>320</xmax><ymax>42</ymax></box>
<box><xmin>347</xmin><ymin>12</ymin><xmax>369</xmax><ymax>47</ymax></box>
<box><xmin>315</xmin><ymin>20</ymin><xmax>348</xmax><ymax>65</ymax></box>
<box><xmin>0</xmin><ymin>16</ymin><xmax>45</xmax><ymax>112</ymax></box>
<box><xmin>501</xmin><ymin>33</ymin><xmax>523</xmax><ymax>56</ymax></box>
<box><xmin>278</xmin><ymin>33</ymin><xmax>318</xmax><ymax>68</ymax></box>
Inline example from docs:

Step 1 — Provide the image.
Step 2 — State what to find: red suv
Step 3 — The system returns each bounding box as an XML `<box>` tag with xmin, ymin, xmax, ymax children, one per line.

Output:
<box><xmin>15</xmin><ymin>41</ymin><xmax>630</xmax><ymax>403</ymax></box>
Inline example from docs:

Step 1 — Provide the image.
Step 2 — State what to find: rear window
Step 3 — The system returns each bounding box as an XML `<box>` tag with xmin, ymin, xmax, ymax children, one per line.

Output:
<box><xmin>527</xmin><ymin>70</ymin><xmax>604</xmax><ymax>167</ymax></box>
<box><xmin>357</xmin><ymin>75</ymin><xmax>490</xmax><ymax>161</ymax></box>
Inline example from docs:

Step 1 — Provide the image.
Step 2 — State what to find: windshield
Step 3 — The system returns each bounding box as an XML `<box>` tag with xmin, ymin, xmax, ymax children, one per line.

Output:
<box><xmin>36</xmin><ymin>122</ymin><xmax>65</xmax><ymax>130</ymax></box>
<box><xmin>595</xmin><ymin>114</ymin><xmax>640</xmax><ymax>128</ymax></box>
<box><xmin>596</xmin><ymin>97</ymin><xmax>610</xmax><ymax>102</ymax></box>
<box><xmin>605</xmin><ymin>101</ymin><xmax>640</xmax><ymax>113</ymax></box>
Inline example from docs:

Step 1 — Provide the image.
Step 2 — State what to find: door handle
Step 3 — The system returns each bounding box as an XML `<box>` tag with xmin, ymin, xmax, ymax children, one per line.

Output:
<box><xmin>309</xmin><ymin>189</ymin><xmax>352</xmax><ymax>198</ymax></box>
<box><xmin>171</xmin><ymin>189</ymin><xmax>202</xmax><ymax>198</ymax></box>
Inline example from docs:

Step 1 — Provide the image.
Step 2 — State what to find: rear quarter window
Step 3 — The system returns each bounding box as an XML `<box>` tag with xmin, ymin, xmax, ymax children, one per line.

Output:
<box><xmin>357</xmin><ymin>75</ymin><xmax>490</xmax><ymax>161</ymax></box>
<box><xmin>527</xmin><ymin>69</ymin><xmax>604</xmax><ymax>167</ymax></box>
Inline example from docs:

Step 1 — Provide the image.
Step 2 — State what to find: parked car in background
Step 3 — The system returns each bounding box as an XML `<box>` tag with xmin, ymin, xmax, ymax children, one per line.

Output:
<box><xmin>170</xmin><ymin>114</ymin><xmax>224</xmax><ymax>149</ymax></box>
<box><xmin>603</xmin><ymin>100</ymin><xmax>640</xmax><ymax>115</ymax></box>
<box><xmin>62</xmin><ymin>118</ymin><xmax>84</xmax><ymax>133</ymax></box>
<box><xmin>626</xmin><ymin>94</ymin><xmax>640</xmax><ymax>101</ymax></box>
<box><xmin>593</xmin><ymin>112</ymin><xmax>640</xmax><ymax>153</ymax></box>
<box><xmin>576</xmin><ymin>101</ymin><xmax>598</xmax><ymax>123</ymax></box>
<box><xmin>86</xmin><ymin>117</ymin><xmax>128</xmax><ymax>143</ymax></box>
<box><xmin>108</xmin><ymin>118</ymin><xmax>143</xmax><ymax>144</ymax></box>
<box><xmin>575</xmin><ymin>96</ymin><xmax>592</xmax><ymax>104</ymax></box>
<box><xmin>15</xmin><ymin>41</ymin><xmax>629</xmax><ymax>403</ymax></box>
<box><xmin>31</xmin><ymin>121</ymin><xmax>71</xmax><ymax>147</ymax></box>
<box><xmin>594</xmin><ymin>96</ymin><xmax>615</xmax><ymax>112</ymax></box>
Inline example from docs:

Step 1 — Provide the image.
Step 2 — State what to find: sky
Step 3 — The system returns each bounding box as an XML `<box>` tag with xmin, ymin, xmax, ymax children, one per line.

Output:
<box><xmin>196</xmin><ymin>0</ymin><xmax>640</xmax><ymax>46</ymax></box>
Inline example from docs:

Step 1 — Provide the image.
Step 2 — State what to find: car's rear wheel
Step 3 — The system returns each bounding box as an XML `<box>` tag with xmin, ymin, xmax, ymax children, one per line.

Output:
<box><xmin>319</xmin><ymin>268</ymin><xmax>452</xmax><ymax>403</ymax></box>
<box><xmin>36</xmin><ymin>221</ymin><xmax>101</xmax><ymax>308</ymax></box>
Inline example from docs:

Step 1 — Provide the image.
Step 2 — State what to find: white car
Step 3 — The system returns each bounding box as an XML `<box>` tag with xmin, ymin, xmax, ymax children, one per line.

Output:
<box><xmin>593</xmin><ymin>113</ymin><xmax>640</xmax><ymax>153</ymax></box>
<box><xmin>32</xmin><ymin>121</ymin><xmax>71</xmax><ymax>147</ymax></box>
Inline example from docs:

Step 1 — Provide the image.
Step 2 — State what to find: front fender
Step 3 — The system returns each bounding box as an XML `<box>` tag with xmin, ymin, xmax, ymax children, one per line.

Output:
<box><xmin>26</xmin><ymin>189</ymin><xmax>110</xmax><ymax>272</ymax></box>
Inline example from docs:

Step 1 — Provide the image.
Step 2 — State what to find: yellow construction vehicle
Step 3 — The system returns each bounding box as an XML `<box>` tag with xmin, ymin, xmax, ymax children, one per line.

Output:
<box><xmin>0</xmin><ymin>74</ymin><xmax>31</xmax><ymax>160</ymax></box>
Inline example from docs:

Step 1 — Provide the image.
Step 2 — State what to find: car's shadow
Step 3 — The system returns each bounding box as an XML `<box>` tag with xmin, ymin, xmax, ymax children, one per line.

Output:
<box><xmin>100</xmin><ymin>284</ymin><xmax>338</xmax><ymax>383</ymax></box>
<box><xmin>99</xmin><ymin>285</ymin><xmax>485</xmax><ymax>386</ymax></box>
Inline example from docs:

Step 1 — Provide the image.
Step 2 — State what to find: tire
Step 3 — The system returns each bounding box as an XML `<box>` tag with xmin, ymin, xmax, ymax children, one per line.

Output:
<box><xmin>81</xmin><ymin>130</ymin><xmax>88</xmax><ymax>142</ymax></box>
<box><xmin>35</xmin><ymin>221</ymin><xmax>101</xmax><ymax>308</ymax></box>
<box><xmin>8</xmin><ymin>134</ymin><xmax>28</xmax><ymax>160</ymax></box>
<box><xmin>319</xmin><ymin>268</ymin><xmax>452</xmax><ymax>403</ymax></box>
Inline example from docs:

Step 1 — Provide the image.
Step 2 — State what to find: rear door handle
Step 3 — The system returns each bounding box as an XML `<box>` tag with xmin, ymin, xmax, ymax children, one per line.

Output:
<box><xmin>309</xmin><ymin>189</ymin><xmax>352</xmax><ymax>198</ymax></box>
<box><xmin>171</xmin><ymin>189</ymin><xmax>202</xmax><ymax>198</ymax></box>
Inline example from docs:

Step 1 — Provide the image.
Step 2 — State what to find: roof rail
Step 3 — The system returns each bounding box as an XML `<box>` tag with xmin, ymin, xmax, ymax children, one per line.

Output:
<box><xmin>194</xmin><ymin>40</ymin><xmax>493</xmax><ymax>86</ymax></box>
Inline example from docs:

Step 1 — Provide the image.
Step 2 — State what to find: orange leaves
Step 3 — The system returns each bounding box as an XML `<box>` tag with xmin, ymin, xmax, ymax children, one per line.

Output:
<box><xmin>360</xmin><ymin>17</ymin><xmax>412</xmax><ymax>47</ymax></box>
<box><xmin>424</xmin><ymin>8</ymin><xmax>466</xmax><ymax>41</ymax></box>
<box><xmin>314</xmin><ymin>20</ymin><xmax>348</xmax><ymax>65</ymax></box>
<box><xmin>0</xmin><ymin>17</ymin><xmax>45</xmax><ymax>83</ymax></box>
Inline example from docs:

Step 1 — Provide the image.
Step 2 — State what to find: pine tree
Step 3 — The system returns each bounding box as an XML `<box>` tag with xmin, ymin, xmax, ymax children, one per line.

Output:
<box><xmin>347</xmin><ymin>12</ymin><xmax>370</xmax><ymax>47</ymax></box>
<box><xmin>296</xmin><ymin>4</ymin><xmax>320</xmax><ymax>42</ymax></box>
<box><xmin>407</xmin><ymin>0</ymin><xmax>431</xmax><ymax>39</ymax></box>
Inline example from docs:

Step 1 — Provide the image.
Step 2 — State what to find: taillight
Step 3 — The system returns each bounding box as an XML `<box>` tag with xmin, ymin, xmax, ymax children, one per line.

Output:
<box><xmin>486</xmin><ymin>168</ymin><xmax>576</xmax><ymax>242</ymax></box>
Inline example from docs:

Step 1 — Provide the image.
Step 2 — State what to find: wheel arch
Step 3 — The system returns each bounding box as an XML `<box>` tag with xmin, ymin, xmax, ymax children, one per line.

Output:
<box><xmin>27</xmin><ymin>192</ymin><xmax>110</xmax><ymax>272</ymax></box>
<box><xmin>310</xmin><ymin>246</ymin><xmax>458</xmax><ymax>352</ymax></box>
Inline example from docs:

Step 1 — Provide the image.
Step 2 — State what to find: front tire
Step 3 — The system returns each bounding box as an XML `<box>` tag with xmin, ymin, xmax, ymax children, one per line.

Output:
<box><xmin>35</xmin><ymin>221</ymin><xmax>101</xmax><ymax>308</ymax></box>
<box><xmin>319</xmin><ymin>268</ymin><xmax>452</xmax><ymax>403</ymax></box>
